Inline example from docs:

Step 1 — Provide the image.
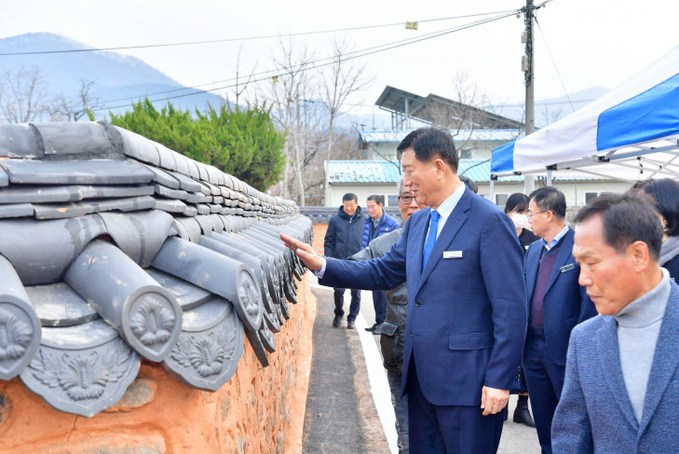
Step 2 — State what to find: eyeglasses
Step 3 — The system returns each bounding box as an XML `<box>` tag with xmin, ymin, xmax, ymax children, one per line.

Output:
<box><xmin>398</xmin><ymin>195</ymin><xmax>414</xmax><ymax>204</ymax></box>
<box><xmin>527</xmin><ymin>210</ymin><xmax>548</xmax><ymax>219</ymax></box>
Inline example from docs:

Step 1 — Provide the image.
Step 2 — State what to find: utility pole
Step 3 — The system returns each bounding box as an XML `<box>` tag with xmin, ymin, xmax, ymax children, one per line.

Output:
<box><xmin>522</xmin><ymin>0</ymin><xmax>536</xmax><ymax>194</ymax></box>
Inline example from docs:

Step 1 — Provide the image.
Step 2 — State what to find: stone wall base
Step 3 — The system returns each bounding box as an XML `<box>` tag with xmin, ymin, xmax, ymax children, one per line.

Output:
<box><xmin>0</xmin><ymin>275</ymin><xmax>316</xmax><ymax>454</ymax></box>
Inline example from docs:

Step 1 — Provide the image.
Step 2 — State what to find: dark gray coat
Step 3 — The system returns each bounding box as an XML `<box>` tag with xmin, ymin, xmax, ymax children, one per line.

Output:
<box><xmin>350</xmin><ymin>228</ymin><xmax>407</xmax><ymax>376</ymax></box>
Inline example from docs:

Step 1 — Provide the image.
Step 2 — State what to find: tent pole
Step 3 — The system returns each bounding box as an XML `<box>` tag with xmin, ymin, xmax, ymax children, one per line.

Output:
<box><xmin>490</xmin><ymin>179</ymin><xmax>495</xmax><ymax>203</ymax></box>
<box><xmin>547</xmin><ymin>169</ymin><xmax>553</xmax><ymax>186</ymax></box>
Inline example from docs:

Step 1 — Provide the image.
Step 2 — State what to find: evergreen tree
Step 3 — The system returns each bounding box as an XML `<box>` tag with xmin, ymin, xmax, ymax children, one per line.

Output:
<box><xmin>109</xmin><ymin>98</ymin><xmax>286</xmax><ymax>191</ymax></box>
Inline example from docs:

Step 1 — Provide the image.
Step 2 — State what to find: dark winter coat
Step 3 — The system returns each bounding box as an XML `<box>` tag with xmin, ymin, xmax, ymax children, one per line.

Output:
<box><xmin>324</xmin><ymin>205</ymin><xmax>364</xmax><ymax>260</ymax></box>
<box><xmin>361</xmin><ymin>212</ymin><xmax>400</xmax><ymax>248</ymax></box>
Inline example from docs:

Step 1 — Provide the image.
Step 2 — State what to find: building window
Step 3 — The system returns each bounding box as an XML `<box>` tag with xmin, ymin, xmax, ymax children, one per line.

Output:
<box><xmin>495</xmin><ymin>193</ymin><xmax>509</xmax><ymax>207</ymax></box>
<box><xmin>584</xmin><ymin>191</ymin><xmax>602</xmax><ymax>204</ymax></box>
<box><xmin>387</xmin><ymin>195</ymin><xmax>399</xmax><ymax>206</ymax></box>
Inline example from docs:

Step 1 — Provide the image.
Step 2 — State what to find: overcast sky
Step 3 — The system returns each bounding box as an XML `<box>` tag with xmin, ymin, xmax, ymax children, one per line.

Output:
<box><xmin>2</xmin><ymin>0</ymin><xmax>678</xmax><ymax>117</ymax></box>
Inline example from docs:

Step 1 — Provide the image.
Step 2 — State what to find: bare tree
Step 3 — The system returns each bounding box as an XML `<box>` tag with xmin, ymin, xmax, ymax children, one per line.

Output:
<box><xmin>260</xmin><ymin>37</ymin><xmax>317</xmax><ymax>205</ymax></box>
<box><xmin>0</xmin><ymin>66</ymin><xmax>50</xmax><ymax>123</ymax></box>
<box><xmin>227</xmin><ymin>45</ymin><xmax>258</xmax><ymax>107</ymax></box>
<box><xmin>50</xmin><ymin>79</ymin><xmax>102</xmax><ymax>122</ymax></box>
<box><xmin>317</xmin><ymin>37</ymin><xmax>371</xmax><ymax>161</ymax></box>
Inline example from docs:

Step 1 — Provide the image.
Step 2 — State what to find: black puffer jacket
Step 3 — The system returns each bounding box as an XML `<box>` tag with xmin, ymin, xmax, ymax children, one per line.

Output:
<box><xmin>350</xmin><ymin>228</ymin><xmax>406</xmax><ymax>376</ymax></box>
<box><xmin>324</xmin><ymin>205</ymin><xmax>364</xmax><ymax>259</ymax></box>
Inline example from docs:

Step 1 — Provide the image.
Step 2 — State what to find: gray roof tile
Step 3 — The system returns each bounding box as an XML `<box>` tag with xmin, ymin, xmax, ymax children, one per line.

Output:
<box><xmin>107</xmin><ymin>124</ymin><xmax>160</xmax><ymax>166</ymax></box>
<box><xmin>0</xmin><ymin>166</ymin><xmax>9</xmax><ymax>187</ymax></box>
<box><xmin>0</xmin><ymin>159</ymin><xmax>154</xmax><ymax>185</ymax></box>
<box><xmin>0</xmin><ymin>123</ymin><xmax>42</xmax><ymax>159</ymax></box>
<box><xmin>34</xmin><ymin>123</ymin><xmax>120</xmax><ymax>159</ymax></box>
<box><xmin>0</xmin><ymin>121</ymin><xmax>311</xmax><ymax>416</ymax></box>
<box><xmin>0</xmin><ymin>203</ymin><xmax>34</xmax><ymax>218</ymax></box>
<box><xmin>20</xmin><ymin>321</ymin><xmax>141</xmax><ymax>417</ymax></box>
<box><xmin>25</xmin><ymin>282</ymin><xmax>99</xmax><ymax>327</ymax></box>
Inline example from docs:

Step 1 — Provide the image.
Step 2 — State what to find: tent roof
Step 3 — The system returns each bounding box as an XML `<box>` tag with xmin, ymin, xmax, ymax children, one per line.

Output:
<box><xmin>491</xmin><ymin>45</ymin><xmax>679</xmax><ymax>183</ymax></box>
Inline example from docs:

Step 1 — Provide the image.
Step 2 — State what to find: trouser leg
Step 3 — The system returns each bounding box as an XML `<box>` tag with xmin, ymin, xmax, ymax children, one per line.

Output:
<box><xmin>387</xmin><ymin>371</ymin><xmax>409</xmax><ymax>454</ymax></box>
<box><xmin>333</xmin><ymin>288</ymin><xmax>345</xmax><ymax>317</ymax></box>
<box><xmin>347</xmin><ymin>288</ymin><xmax>361</xmax><ymax>322</ymax></box>
<box><xmin>523</xmin><ymin>335</ymin><xmax>559</xmax><ymax>454</ymax></box>
<box><xmin>372</xmin><ymin>290</ymin><xmax>387</xmax><ymax>325</ymax></box>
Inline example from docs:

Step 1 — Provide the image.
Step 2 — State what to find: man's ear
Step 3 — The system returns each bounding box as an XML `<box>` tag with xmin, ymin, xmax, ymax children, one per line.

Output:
<box><xmin>434</xmin><ymin>158</ymin><xmax>446</xmax><ymax>176</ymax></box>
<box><xmin>629</xmin><ymin>240</ymin><xmax>651</xmax><ymax>272</ymax></box>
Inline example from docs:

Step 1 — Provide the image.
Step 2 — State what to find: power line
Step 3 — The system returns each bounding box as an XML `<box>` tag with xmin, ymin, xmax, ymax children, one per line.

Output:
<box><xmin>0</xmin><ymin>10</ymin><xmax>518</xmax><ymax>57</ymax></box>
<box><xmin>90</xmin><ymin>10</ymin><xmax>520</xmax><ymax>113</ymax></box>
<box><xmin>534</xmin><ymin>15</ymin><xmax>574</xmax><ymax>111</ymax></box>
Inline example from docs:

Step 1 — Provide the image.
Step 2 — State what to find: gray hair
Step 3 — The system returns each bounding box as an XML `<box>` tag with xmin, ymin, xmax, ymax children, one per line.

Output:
<box><xmin>396</xmin><ymin>176</ymin><xmax>404</xmax><ymax>194</ymax></box>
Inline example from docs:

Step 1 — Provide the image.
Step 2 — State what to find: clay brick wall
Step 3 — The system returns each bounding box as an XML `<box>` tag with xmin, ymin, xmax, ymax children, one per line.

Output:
<box><xmin>0</xmin><ymin>275</ymin><xmax>316</xmax><ymax>454</ymax></box>
<box><xmin>311</xmin><ymin>223</ymin><xmax>328</xmax><ymax>255</ymax></box>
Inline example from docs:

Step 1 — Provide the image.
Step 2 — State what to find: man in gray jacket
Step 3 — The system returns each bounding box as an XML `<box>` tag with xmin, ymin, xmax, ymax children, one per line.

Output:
<box><xmin>552</xmin><ymin>192</ymin><xmax>679</xmax><ymax>452</ymax></box>
<box><xmin>350</xmin><ymin>178</ymin><xmax>424</xmax><ymax>453</ymax></box>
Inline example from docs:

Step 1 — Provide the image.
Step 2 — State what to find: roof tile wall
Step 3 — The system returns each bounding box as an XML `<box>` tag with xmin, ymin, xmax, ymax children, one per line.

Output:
<box><xmin>0</xmin><ymin>121</ymin><xmax>311</xmax><ymax>417</ymax></box>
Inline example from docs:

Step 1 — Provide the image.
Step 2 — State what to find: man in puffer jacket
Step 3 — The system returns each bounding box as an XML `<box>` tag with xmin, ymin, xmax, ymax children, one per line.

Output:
<box><xmin>351</xmin><ymin>181</ymin><xmax>423</xmax><ymax>454</ymax></box>
<box><xmin>324</xmin><ymin>193</ymin><xmax>364</xmax><ymax>329</ymax></box>
<box><xmin>362</xmin><ymin>194</ymin><xmax>400</xmax><ymax>333</ymax></box>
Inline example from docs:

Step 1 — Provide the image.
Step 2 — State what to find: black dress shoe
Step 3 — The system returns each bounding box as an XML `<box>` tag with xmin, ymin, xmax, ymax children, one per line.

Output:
<box><xmin>513</xmin><ymin>399</ymin><xmax>536</xmax><ymax>427</ymax></box>
<box><xmin>332</xmin><ymin>315</ymin><xmax>342</xmax><ymax>328</ymax></box>
<box><xmin>365</xmin><ymin>324</ymin><xmax>377</xmax><ymax>332</ymax></box>
<box><xmin>347</xmin><ymin>320</ymin><xmax>356</xmax><ymax>329</ymax></box>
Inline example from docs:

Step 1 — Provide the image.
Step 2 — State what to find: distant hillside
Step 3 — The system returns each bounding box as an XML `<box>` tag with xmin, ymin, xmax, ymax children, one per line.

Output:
<box><xmin>0</xmin><ymin>33</ymin><xmax>225</xmax><ymax>119</ymax></box>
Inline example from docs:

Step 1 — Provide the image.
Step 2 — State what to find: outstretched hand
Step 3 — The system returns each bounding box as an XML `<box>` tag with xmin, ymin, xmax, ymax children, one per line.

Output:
<box><xmin>280</xmin><ymin>233</ymin><xmax>323</xmax><ymax>271</ymax></box>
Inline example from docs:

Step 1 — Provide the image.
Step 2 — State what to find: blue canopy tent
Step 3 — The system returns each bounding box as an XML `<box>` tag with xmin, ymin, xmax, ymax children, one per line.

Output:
<box><xmin>490</xmin><ymin>45</ymin><xmax>679</xmax><ymax>196</ymax></box>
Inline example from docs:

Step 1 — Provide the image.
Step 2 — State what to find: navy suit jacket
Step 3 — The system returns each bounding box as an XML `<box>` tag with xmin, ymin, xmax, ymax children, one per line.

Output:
<box><xmin>552</xmin><ymin>281</ymin><xmax>679</xmax><ymax>453</ymax></box>
<box><xmin>320</xmin><ymin>187</ymin><xmax>527</xmax><ymax>406</ymax></box>
<box><xmin>524</xmin><ymin>228</ymin><xmax>597</xmax><ymax>365</ymax></box>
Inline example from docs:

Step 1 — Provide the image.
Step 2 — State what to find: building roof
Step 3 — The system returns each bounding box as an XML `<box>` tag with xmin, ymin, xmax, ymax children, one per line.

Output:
<box><xmin>0</xmin><ymin>121</ymin><xmax>311</xmax><ymax>417</ymax></box>
<box><xmin>327</xmin><ymin>160</ymin><xmax>402</xmax><ymax>184</ymax></box>
<box><xmin>375</xmin><ymin>86</ymin><xmax>525</xmax><ymax>130</ymax></box>
<box><xmin>328</xmin><ymin>159</ymin><xmax>601</xmax><ymax>185</ymax></box>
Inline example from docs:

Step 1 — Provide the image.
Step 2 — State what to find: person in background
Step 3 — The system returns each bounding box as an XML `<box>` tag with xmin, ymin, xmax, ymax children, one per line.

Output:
<box><xmin>502</xmin><ymin>192</ymin><xmax>538</xmax><ymax>428</ymax></box>
<box><xmin>362</xmin><ymin>194</ymin><xmax>399</xmax><ymax>333</ymax></box>
<box><xmin>523</xmin><ymin>187</ymin><xmax>596</xmax><ymax>453</ymax></box>
<box><xmin>553</xmin><ymin>192</ymin><xmax>679</xmax><ymax>453</ymax></box>
<box><xmin>459</xmin><ymin>174</ymin><xmax>478</xmax><ymax>194</ymax></box>
<box><xmin>505</xmin><ymin>193</ymin><xmax>540</xmax><ymax>252</ymax></box>
<box><xmin>324</xmin><ymin>193</ymin><xmax>364</xmax><ymax>329</ymax></box>
<box><xmin>631</xmin><ymin>178</ymin><xmax>679</xmax><ymax>280</ymax></box>
<box><xmin>351</xmin><ymin>179</ymin><xmax>424</xmax><ymax>453</ymax></box>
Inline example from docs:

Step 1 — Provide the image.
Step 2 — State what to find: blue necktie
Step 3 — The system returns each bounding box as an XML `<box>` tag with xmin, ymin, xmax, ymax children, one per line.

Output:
<box><xmin>422</xmin><ymin>210</ymin><xmax>440</xmax><ymax>271</ymax></box>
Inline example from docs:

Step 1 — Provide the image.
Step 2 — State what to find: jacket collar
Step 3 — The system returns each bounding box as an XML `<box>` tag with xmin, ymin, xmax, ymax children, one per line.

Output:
<box><xmin>639</xmin><ymin>282</ymin><xmax>679</xmax><ymax>435</ymax></box>
<box><xmin>415</xmin><ymin>187</ymin><xmax>472</xmax><ymax>294</ymax></box>
<box><xmin>338</xmin><ymin>205</ymin><xmax>361</xmax><ymax>221</ymax></box>
<box><xmin>596</xmin><ymin>315</ymin><xmax>640</xmax><ymax>431</ymax></box>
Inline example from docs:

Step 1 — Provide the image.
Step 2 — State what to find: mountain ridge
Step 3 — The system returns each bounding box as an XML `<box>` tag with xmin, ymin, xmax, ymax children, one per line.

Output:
<box><xmin>0</xmin><ymin>32</ymin><xmax>224</xmax><ymax>119</ymax></box>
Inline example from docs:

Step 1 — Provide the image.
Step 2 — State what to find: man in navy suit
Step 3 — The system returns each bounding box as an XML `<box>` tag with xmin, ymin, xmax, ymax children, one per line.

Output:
<box><xmin>523</xmin><ymin>187</ymin><xmax>596</xmax><ymax>453</ymax></box>
<box><xmin>281</xmin><ymin>127</ymin><xmax>526</xmax><ymax>453</ymax></box>
<box><xmin>552</xmin><ymin>192</ymin><xmax>679</xmax><ymax>452</ymax></box>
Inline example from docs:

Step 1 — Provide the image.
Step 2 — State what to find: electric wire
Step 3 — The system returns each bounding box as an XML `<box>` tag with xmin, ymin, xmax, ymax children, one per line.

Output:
<box><xmin>89</xmin><ymin>10</ymin><xmax>519</xmax><ymax>113</ymax></box>
<box><xmin>0</xmin><ymin>9</ymin><xmax>518</xmax><ymax>57</ymax></box>
<box><xmin>534</xmin><ymin>15</ymin><xmax>574</xmax><ymax>111</ymax></box>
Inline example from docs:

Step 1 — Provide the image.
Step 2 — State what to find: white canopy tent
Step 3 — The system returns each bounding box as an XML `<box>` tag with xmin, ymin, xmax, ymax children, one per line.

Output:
<box><xmin>490</xmin><ymin>45</ymin><xmax>679</xmax><ymax>196</ymax></box>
